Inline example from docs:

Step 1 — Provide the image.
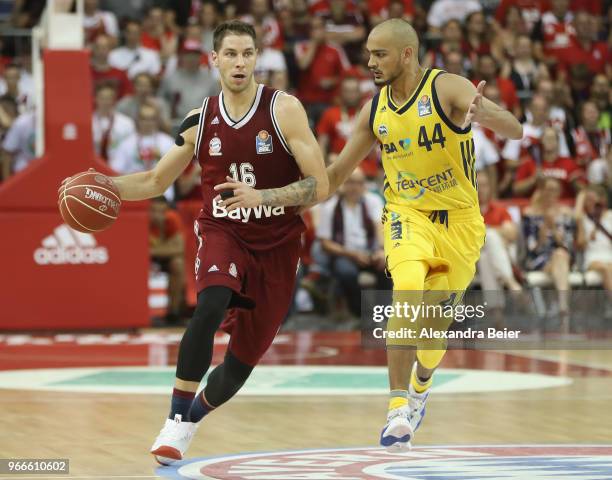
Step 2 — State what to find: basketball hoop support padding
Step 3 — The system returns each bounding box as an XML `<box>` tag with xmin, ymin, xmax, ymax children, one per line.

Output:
<box><xmin>0</xmin><ymin>50</ymin><xmax>149</xmax><ymax>330</ymax></box>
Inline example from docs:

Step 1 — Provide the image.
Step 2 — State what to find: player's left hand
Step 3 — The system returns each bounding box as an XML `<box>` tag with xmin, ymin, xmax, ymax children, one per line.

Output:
<box><xmin>214</xmin><ymin>176</ymin><xmax>263</xmax><ymax>211</ymax></box>
<box><xmin>461</xmin><ymin>80</ymin><xmax>486</xmax><ymax>129</ymax></box>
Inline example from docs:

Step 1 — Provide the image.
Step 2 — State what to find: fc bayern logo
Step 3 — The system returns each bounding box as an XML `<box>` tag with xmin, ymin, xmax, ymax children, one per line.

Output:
<box><xmin>157</xmin><ymin>445</ymin><xmax>612</xmax><ymax>479</ymax></box>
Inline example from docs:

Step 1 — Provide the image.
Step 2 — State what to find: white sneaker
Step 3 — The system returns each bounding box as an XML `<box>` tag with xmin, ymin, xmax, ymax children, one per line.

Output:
<box><xmin>150</xmin><ymin>414</ymin><xmax>199</xmax><ymax>465</ymax></box>
<box><xmin>380</xmin><ymin>405</ymin><xmax>413</xmax><ymax>452</ymax></box>
<box><xmin>408</xmin><ymin>383</ymin><xmax>429</xmax><ymax>432</ymax></box>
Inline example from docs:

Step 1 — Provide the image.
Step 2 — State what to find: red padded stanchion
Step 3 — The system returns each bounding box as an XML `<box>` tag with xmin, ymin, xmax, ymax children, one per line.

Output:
<box><xmin>0</xmin><ymin>50</ymin><xmax>149</xmax><ymax>330</ymax></box>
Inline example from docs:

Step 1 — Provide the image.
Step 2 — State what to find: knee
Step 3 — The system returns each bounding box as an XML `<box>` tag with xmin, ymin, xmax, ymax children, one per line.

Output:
<box><xmin>333</xmin><ymin>256</ymin><xmax>359</xmax><ymax>278</ymax></box>
<box><xmin>417</xmin><ymin>348</ymin><xmax>446</xmax><ymax>370</ymax></box>
<box><xmin>193</xmin><ymin>286</ymin><xmax>232</xmax><ymax>323</ymax></box>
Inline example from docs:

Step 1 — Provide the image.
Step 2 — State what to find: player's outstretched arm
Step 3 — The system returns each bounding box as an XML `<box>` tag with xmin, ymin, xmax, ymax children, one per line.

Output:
<box><xmin>326</xmin><ymin>99</ymin><xmax>377</xmax><ymax>196</ymax></box>
<box><xmin>439</xmin><ymin>74</ymin><xmax>523</xmax><ymax>140</ymax></box>
<box><xmin>111</xmin><ymin>109</ymin><xmax>201</xmax><ymax>201</ymax></box>
<box><xmin>214</xmin><ymin>94</ymin><xmax>329</xmax><ymax>210</ymax></box>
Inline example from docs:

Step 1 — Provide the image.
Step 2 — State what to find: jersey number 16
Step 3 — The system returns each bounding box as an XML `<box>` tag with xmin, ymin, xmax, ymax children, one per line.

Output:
<box><xmin>229</xmin><ymin>162</ymin><xmax>256</xmax><ymax>187</ymax></box>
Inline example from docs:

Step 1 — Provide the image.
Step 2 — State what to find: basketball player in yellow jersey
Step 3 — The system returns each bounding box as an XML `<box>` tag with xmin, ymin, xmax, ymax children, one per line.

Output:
<box><xmin>324</xmin><ymin>19</ymin><xmax>522</xmax><ymax>450</ymax></box>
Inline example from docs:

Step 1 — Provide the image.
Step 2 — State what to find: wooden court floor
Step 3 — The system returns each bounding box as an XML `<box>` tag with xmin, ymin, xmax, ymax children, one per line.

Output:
<box><xmin>0</xmin><ymin>332</ymin><xmax>611</xmax><ymax>479</ymax></box>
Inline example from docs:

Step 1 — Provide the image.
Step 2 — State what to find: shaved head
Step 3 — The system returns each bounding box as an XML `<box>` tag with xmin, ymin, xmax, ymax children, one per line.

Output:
<box><xmin>367</xmin><ymin>18</ymin><xmax>420</xmax><ymax>86</ymax></box>
<box><xmin>370</xmin><ymin>19</ymin><xmax>419</xmax><ymax>53</ymax></box>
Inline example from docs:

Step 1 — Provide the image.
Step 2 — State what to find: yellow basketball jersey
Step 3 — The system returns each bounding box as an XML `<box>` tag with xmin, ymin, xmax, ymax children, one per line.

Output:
<box><xmin>370</xmin><ymin>68</ymin><xmax>478</xmax><ymax>212</ymax></box>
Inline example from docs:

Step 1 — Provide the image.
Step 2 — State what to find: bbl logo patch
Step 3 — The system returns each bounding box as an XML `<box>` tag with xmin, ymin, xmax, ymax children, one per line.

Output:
<box><xmin>157</xmin><ymin>445</ymin><xmax>612</xmax><ymax>479</ymax></box>
<box><xmin>209</xmin><ymin>136</ymin><xmax>222</xmax><ymax>156</ymax></box>
<box><xmin>255</xmin><ymin>130</ymin><xmax>273</xmax><ymax>154</ymax></box>
<box><xmin>378</xmin><ymin>124</ymin><xmax>388</xmax><ymax>137</ymax></box>
<box><xmin>418</xmin><ymin>94</ymin><xmax>432</xmax><ymax>117</ymax></box>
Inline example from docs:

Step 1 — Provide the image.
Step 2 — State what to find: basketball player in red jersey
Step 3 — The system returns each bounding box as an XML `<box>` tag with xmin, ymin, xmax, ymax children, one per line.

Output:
<box><xmin>63</xmin><ymin>21</ymin><xmax>327</xmax><ymax>464</ymax></box>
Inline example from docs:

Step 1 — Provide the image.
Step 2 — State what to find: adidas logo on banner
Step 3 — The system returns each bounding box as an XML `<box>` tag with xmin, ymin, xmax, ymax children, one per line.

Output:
<box><xmin>33</xmin><ymin>224</ymin><xmax>109</xmax><ymax>265</ymax></box>
<box><xmin>211</xmin><ymin>116</ymin><xmax>219</xmax><ymax>125</ymax></box>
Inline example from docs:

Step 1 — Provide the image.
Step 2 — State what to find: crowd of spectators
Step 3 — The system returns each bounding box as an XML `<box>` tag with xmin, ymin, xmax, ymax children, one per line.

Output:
<box><xmin>0</xmin><ymin>0</ymin><xmax>610</xmax><ymax>326</ymax></box>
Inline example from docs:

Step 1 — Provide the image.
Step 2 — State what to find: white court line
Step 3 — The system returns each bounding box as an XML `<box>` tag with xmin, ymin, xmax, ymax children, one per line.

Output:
<box><xmin>0</xmin><ymin>476</ymin><xmax>158</xmax><ymax>479</ymax></box>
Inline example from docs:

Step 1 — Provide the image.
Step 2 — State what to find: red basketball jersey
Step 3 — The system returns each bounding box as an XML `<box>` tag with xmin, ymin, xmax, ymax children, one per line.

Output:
<box><xmin>194</xmin><ymin>84</ymin><xmax>305</xmax><ymax>250</ymax></box>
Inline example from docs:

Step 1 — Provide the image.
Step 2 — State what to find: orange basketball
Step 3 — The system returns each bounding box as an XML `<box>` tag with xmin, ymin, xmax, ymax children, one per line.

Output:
<box><xmin>58</xmin><ymin>171</ymin><xmax>121</xmax><ymax>233</ymax></box>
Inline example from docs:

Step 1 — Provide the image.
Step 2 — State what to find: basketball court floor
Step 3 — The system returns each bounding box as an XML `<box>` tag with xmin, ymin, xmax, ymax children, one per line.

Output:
<box><xmin>0</xmin><ymin>329</ymin><xmax>611</xmax><ymax>479</ymax></box>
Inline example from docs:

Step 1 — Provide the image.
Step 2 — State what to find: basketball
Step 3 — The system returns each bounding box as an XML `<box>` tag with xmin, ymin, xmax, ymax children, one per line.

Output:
<box><xmin>58</xmin><ymin>171</ymin><xmax>121</xmax><ymax>233</ymax></box>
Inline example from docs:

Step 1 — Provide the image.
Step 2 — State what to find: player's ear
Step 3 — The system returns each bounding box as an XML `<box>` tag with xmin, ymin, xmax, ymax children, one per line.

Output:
<box><xmin>211</xmin><ymin>51</ymin><xmax>219</xmax><ymax>67</ymax></box>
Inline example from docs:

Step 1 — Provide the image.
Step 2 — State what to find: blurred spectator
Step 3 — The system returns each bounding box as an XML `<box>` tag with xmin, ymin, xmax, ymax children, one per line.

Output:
<box><xmin>1</xmin><ymin>109</ymin><xmax>35</xmax><ymax>179</ymax></box>
<box><xmin>423</xmin><ymin>19</ymin><xmax>463</xmax><ymax>70</ymax></box>
<box><xmin>368</xmin><ymin>0</ymin><xmax>414</xmax><ymax>26</ymax></box>
<box><xmin>0</xmin><ymin>95</ymin><xmax>18</xmax><ymax>147</ymax></box>
<box><xmin>561</xmin><ymin>11</ymin><xmax>609</xmax><ymax>77</ymax></box>
<box><xmin>492</xmin><ymin>5</ymin><xmax>528</xmax><ymax>60</ymax></box>
<box><xmin>522</xmin><ymin>177</ymin><xmax>579</xmax><ymax>323</ymax></box>
<box><xmin>514</xmin><ymin>126</ymin><xmax>583</xmax><ymax>199</ymax></box>
<box><xmin>159</xmin><ymin>40</ymin><xmax>219</xmax><ymax>122</ymax></box>
<box><xmin>99</xmin><ymin>0</ymin><xmax>154</xmax><ymax>24</ymax></box>
<box><xmin>295</xmin><ymin>16</ymin><xmax>350</xmax><ymax>127</ymax></box>
<box><xmin>346</xmin><ymin>49</ymin><xmax>377</xmax><ymax>100</ymax></box>
<box><xmin>9</xmin><ymin>0</ymin><xmax>45</xmax><ymax>28</ymax></box>
<box><xmin>495</xmin><ymin>0</ymin><xmax>545</xmax><ymax>35</ymax></box>
<box><xmin>462</xmin><ymin>11</ymin><xmax>491</xmax><ymax>65</ymax></box>
<box><xmin>589</xmin><ymin>74</ymin><xmax>610</xmax><ymax>130</ymax></box>
<box><xmin>477</xmin><ymin>171</ymin><xmax>522</xmax><ymax>312</ymax></box>
<box><xmin>502</xmin><ymin>94</ymin><xmax>571</xmax><ymax>174</ymax></box>
<box><xmin>503</xmin><ymin>35</ymin><xmax>549</xmax><ymax>104</ymax></box>
<box><xmin>108</xmin><ymin>20</ymin><xmax>161</xmax><ymax>79</ymax></box>
<box><xmin>442</xmin><ymin>50</ymin><xmax>467</xmax><ymax>76</ymax></box>
<box><xmin>176</xmin><ymin>160</ymin><xmax>202</xmax><ymax>200</ymax></box>
<box><xmin>110</xmin><ymin>103</ymin><xmax>174</xmax><ymax>178</ymax></box>
<box><xmin>91</xmin><ymin>34</ymin><xmax>133</xmax><ymax>99</ymax></box>
<box><xmin>321</xmin><ymin>0</ymin><xmax>367</xmax><ymax>65</ymax></box>
<box><xmin>473</xmin><ymin>123</ymin><xmax>500</xmax><ymax>196</ymax></box>
<box><xmin>84</xmin><ymin>0</ymin><xmax>119</xmax><ymax>45</ymax></box>
<box><xmin>572</xmin><ymin>100</ymin><xmax>610</xmax><ymax>184</ymax></box>
<box><xmin>314</xmin><ymin>168</ymin><xmax>387</xmax><ymax>317</ymax></box>
<box><xmin>198</xmin><ymin>2</ymin><xmax>220</xmax><ymax>52</ymax></box>
<box><xmin>473</xmin><ymin>54</ymin><xmax>521</xmax><ymax>118</ymax></box>
<box><xmin>241</xmin><ymin>0</ymin><xmax>283</xmax><ymax>50</ymax></box>
<box><xmin>534</xmin><ymin>78</ymin><xmax>570</xmax><ymax>139</ymax></box>
<box><xmin>533</xmin><ymin>0</ymin><xmax>575</xmax><ymax>67</ymax></box>
<box><xmin>163</xmin><ymin>24</ymin><xmax>213</xmax><ymax>78</ymax></box>
<box><xmin>0</xmin><ymin>63</ymin><xmax>32</xmax><ymax>113</ymax></box>
<box><xmin>253</xmin><ymin>24</ymin><xmax>287</xmax><ymax>85</ymax></box>
<box><xmin>116</xmin><ymin>72</ymin><xmax>171</xmax><ymax>133</ymax></box>
<box><xmin>141</xmin><ymin>6</ymin><xmax>178</xmax><ymax>62</ymax></box>
<box><xmin>426</xmin><ymin>0</ymin><xmax>481</xmax><ymax>33</ymax></box>
<box><xmin>149</xmin><ymin>196</ymin><xmax>186</xmax><ymax>326</ymax></box>
<box><xmin>317</xmin><ymin>76</ymin><xmax>378</xmax><ymax>176</ymax></box>
<box><xmin>575</xmin><ymin>186</ymin><xmax>612</xmax><ymax>297</ymax></box>
<box><xmin>92</xmin><ymin>83</ymin><xmax>136</xmax><ymax>163</ymax></box>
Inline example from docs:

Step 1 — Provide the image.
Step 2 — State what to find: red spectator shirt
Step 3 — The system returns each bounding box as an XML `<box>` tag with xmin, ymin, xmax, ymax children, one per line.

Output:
<box><xmin>367</xmin><ymin>0</ymin><xmax>415</xmax><ymax>18</ymax></box>
<box><xmin>91</xmin><ymin>66</ymin><xmax>132</xmax><ymax>98</ymax></box>
<box><xmin>561</xmin><ymin>40</ymin><xmax>609</xmax><ymax>75</ymax></box>
<box><xmin>572</xmin><ymin>126</ymin><xmax>611</xmax><ymax>166</ymax></box>
<box><xmin>295</xmin><ymin>42</ymin><xmax>350</xmax><ymax>104</ymax></box>
<box><xmin>482</xmin><ymin>202</ymin><xmax>512</xmax><ymax>227</ymax></box>
<box><xmin>538</xmin><ymin>11</ymin><xmax>576</xmax><ymax>60</ymax></box>
<box><xmin>495</xmin><ymin>0</ymin><xmax>547</xmax><ymax>32</ymax></box>
<box><xmin>515</xmin><ymin>155</ymin><xmax>584</xmax><ymax>198</ymax></box>
<box><xmin>141</xmin><ymin>30</ymin><xmax>176</xmax><ymax>51</ymax></box>
<box><xmin>150</xmin><ymin>209</ymin><xmax>183</xmax><ymax>241</ymax></box>
<box><xmin>316</xmin><ymin>105</ymin><xmax>379</xmax><ymax>176</ymax></box>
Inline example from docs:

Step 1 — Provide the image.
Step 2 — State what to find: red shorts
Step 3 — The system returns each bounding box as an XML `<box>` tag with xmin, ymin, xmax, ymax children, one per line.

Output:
<box><xmin>194</xmin><ymin>220</ymin><xmax>300</xmax><ymax>366</ymax></box>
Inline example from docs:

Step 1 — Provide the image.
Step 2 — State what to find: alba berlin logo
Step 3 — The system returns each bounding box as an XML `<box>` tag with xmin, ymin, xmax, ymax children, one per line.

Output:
<box><xmin>34</xmin><ymin>224</ymin><xmax>109</xmax><ymax>265</ymax></box>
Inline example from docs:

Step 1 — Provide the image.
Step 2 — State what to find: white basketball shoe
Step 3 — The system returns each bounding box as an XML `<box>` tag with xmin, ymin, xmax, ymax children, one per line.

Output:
<box><xmin>380</xmin><ymin>405</ymin><xmax>413</xmax><ymax>451</ymax></box>
<box><xmin>150</xmin><ymin>414</ymin><xmax>199</xmax><ymax>465</ymax></box>
<box><xmin>408</xmin><ymin>383</ymin><xmax>429</xmax><ymax>432</ymax></box>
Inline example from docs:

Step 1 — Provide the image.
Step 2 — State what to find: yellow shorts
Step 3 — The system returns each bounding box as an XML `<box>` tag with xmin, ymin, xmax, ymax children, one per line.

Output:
<box><xmin>382</xmin><ymin>204</ymin><xmax>486</xmax><ymax>349</ymax></box>
<box><xmin>382</xmin><ymin>204</ymin><xmax>486</xmax><ymax>291</ymax></box>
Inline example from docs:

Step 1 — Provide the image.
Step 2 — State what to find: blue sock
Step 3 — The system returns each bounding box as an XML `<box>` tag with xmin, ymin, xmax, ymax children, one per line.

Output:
<box><xmin>169</xmin><ymin>388</ymin><xmax>195</xmax><ymax>420</ymax></box>
<box><xmin>188</xmin><ymin>391</ymin><xmax>215</xmax><ymax>423</ymax></box>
